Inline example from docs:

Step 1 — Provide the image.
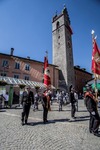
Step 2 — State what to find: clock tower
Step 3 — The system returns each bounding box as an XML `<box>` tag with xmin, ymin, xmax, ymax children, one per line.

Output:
<box><xmin>52</xmin><ymin>6</ymin><xmax>75</xmax><ymax>91</ymax></box>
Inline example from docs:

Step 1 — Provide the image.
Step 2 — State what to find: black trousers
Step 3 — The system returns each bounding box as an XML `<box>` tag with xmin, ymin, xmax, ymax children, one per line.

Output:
<box><xmin>89</xmin><ymin>112</ymin><xmax>100</xmax><ymax>133</ymax></box>
<box><xmin>71</xmin><ymin>103</ymin><xmax>76</xmax><ymax>118</ymax></box>
<box><xmin>22</xmin><ymin>103</ymin><xmax>31</xmax><ymax>123</ymax></box>
<box><xmin>43</xmin><ymin>107</ymin><xmax>48</xmax><ymax>122</ymax></box>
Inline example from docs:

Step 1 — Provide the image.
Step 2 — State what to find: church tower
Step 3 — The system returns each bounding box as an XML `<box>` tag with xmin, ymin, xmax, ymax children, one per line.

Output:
<box><xmin>52</xmin><ymin>6</ymin><xmax>75</xmax><ymax>91</ymax></box>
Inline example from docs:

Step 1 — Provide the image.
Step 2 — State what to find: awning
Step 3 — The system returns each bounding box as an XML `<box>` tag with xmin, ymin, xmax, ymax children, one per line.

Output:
<box><xmin>0</xmin><ymin>76</ymin><xmax>55</xmax><ymax>89</ymax></box>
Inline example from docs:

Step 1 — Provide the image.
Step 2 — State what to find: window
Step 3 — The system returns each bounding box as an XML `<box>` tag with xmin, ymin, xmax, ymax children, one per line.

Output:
<box><xmin>58</xmin><ymin>35</ymin><xmax>60</xmax><ymax>39</ymax></box>
<box><xmin>25</xmin><ymin>64</ymin><xmax>30</xmax><ymax>71</ymax></box>
<box><xmin>15</xmin><ymin>62</ymin><xmax>20</xmax><ymax>69</ymax></box>
<box><xmin>42</xmin><ymin>79</ymin><xmax>44</xmax><ymax>83</ymax></box>
<box><xmin>24</xmin><ymin>76</ymin><xmax>29</xmax><ymax>80</ymax></box>
<box><xmin>42</xmin><ymin>68</ymin><xmax>44</xmax><ymax>73</ymax></box>
<box><xmin>2</xmin><ymin>60</ymin><xmax>8</xmax><ymax>67</ymax></box>
<box><xmin>1</xmin><ymin>73</ymin><xmax>6</xmax><ymax>76</ymax></box>
<box><xmin>14</xmin><ymin>74</ymin><xmax>19</xmax><ymax>79</ymax></box>
<box><xmin>56</xmin><ymin>21</ymin><xmax>60</xmax><ymax>29</ymax></box>
<box><xmin>67</xmin><ymin>41</ymin><xmax>71</xmax><ymax>48</ymax></box>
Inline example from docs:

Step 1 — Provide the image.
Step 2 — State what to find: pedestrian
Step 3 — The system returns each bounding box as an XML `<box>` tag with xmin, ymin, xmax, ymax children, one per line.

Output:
<box><xmin>84</xmin><ymin>87</ymin><xmax>100</xmax><ymax>136</ymax></box>
<box><xmin>69</xmin><ymin>85</ymin><xmax>72</xmax><ymax>93</ymax></box>
<box><xmin>33</xmin><ymin>92</ymin><xmax>39</xmax><ymax>111</ymax></box>
<box><xmin>58</xmin><ymin>91</ymin><xmax>63</xmax><ymax>111</ymax></box>
<box><xmin>21</xmin><ymin>86</ymin><xmax>34</xmax><ymax>125</ymax></box>
<box><xmin>42</xmin><ymin>90</ymin><xmax>51</xmax><ymax>124</ymax></box>
<box><xmin>69</xmin><ymin>87</ymin><xmax>76</xmax><ymax>119</ymax></box>
<box><xmin>74</xmin><ymin>91</ymin><xmax>78</xmax><ymax>111</ymax></box>
<box><xmin>0</xmin><ymin>94</ymin><xmax>4</xmax><ymax>109</ymax></box>
<box><xmin>3</xmin><ymin>92</ymin><xmax>9</xmax><ymax>108</ymax></box>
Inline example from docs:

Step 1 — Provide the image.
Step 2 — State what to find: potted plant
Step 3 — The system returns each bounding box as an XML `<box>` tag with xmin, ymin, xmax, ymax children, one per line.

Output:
<box><xmin>0</xmin><ymin>80</ymin><xmax>8</xmax><ymax>86</ymax></box>
<box><xmin>19</xmin><ymin>84</ymin><xmax>26</xmax><ymax>89</ymax></box>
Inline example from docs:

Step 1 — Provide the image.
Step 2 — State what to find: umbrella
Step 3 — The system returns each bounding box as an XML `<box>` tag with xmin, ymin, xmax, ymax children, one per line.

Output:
<box><xmin>83</xmin><ymin>87</ymin><xmax>87</xmax><ymax>92</ymax></box>
<box><xmin>91</xmin><ymin>83</ymin><xmax>100</xmax><ymax>90</ymax></box>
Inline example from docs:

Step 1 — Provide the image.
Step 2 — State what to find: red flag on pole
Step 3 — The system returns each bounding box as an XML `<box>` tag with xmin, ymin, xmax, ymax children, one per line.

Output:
<box><xmin>91</xmin><ymin>39</ymin><xmax>100</xmax><ymax>78</ymax></box>
<box><xmin>43</xmin><ymin>56</ymin><xmax>51</xmax><ymax>88</ymax></box>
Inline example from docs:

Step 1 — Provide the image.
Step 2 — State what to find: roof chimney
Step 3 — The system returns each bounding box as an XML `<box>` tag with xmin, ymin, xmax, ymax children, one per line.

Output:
<box><xmin>10</xmin><ymin>48</ymin><xmax>14</xmax><ymax>55</ymax></box>
<box><xmin>27</xmin><ymin>56</ymin><xmax>30</xmax><ymax>59</ymax></box>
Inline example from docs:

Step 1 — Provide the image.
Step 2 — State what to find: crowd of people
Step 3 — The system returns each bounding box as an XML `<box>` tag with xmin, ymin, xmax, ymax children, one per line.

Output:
<box><xmin>0</xmin><ymin>92</ymin><xmax>9</xmax><ymax>108</ymax></box>
<box><xmin>20</xmin><ymin>85</ymin><xmax>100</xmax><ymax>136</ymax></box>
<box><xmin>0</xmin><ymin>85</ymin><xmax>100</xmax><ymax>136</ymax></box>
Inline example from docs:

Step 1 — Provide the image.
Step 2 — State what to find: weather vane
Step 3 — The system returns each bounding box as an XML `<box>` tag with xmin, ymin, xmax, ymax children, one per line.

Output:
<box><xmin>63</xmin><ymin>4</ymin><xmax>66</xmax><ymax>9</ymax></box>
<box><xmin>91</xmin><ymin>30</ymin><xmax>97</xmax><ymax>40</ymax></box>
<box><xmin>55</xmin><ymin>10</ymin><xmax>57</xmax><ymax>16</ymax></box>
<box><xmin>45</xmin><ymin>50</ymin><xmax>48</xmax><ymax>58</ymax></box>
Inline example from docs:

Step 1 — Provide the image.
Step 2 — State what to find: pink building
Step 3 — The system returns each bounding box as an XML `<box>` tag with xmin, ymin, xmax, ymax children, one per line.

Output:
<box><xmin>0</xmin><ymin>48</ymin><xmax>59</xmax><ymax>89</ymax></box>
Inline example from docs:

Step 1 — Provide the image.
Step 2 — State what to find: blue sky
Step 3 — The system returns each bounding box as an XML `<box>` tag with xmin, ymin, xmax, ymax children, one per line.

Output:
<box><xmin>0</xmin><ymin>0</ymin><xmax>100</xmax><ymax>73</ymax></box>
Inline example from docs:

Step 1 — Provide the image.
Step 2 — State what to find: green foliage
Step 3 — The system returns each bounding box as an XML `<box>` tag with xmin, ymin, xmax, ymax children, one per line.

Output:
<box><xmin>35</xmin><ymin>86</ymin><xmax>40</xmax><ymax>90</ymax></box>
<box><xmin>19</xmin><ymin>84</ymin><xmax>26</xmax><ymax>89</ymax></box>
<box><xmin>0</xmin><ymin>80</ymin><xmax>7</xmax><ymax>86</ymax></box>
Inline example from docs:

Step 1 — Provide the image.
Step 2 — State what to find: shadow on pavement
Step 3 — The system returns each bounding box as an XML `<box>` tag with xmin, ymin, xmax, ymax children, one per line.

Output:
<box><xmin>78</xmin><ymin>115</ymin><xmax>89</xmax><ymax>119</ymax></box>
<box><xmin>51</xmin><ymin>109</ymin><xmax>70</xmax><ymax>112</ymax></box>
<box><xmin>0</xmin><ymin>109</ymin><xmax>6</xmax><ymax>112</ymax></box>
<box><xmin>24</xmin><ymin>116</ymin><xmax>90</xmax><ymax>126</ymax></box>
<box><xmin>25</xmin><ymin>118</ymin><xmax>70</xmax><ymax>126</ymax></box>
<box><xmin>54</xmin><ymin>118</ymin><xmax>70</xmax><ymax>122</ymax></box>
<box><xmin>69</xmin><ymin>117</ymin><xmax>89</xmax><ymax>122</ymax></box>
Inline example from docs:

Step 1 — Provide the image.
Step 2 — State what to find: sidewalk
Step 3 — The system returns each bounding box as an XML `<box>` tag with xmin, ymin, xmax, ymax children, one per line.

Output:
<box><xmin>0</xmin><ymin>99</ymin><xmax>100</xmax><ymax>150</ymax></box>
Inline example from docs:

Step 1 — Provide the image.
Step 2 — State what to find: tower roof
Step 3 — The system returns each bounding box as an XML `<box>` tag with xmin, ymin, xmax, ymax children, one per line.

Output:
<box><xmin>52</xmin><ymin>6</ymin><xmax>70</xmax><ymax>24</ymax></box>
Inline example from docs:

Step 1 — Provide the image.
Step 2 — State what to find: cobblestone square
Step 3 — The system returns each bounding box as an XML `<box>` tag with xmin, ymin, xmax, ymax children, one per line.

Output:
<box><xmin>0</xmin><ymin>100</ymin><xmax>100</xmax><ymax>150</ymax></box>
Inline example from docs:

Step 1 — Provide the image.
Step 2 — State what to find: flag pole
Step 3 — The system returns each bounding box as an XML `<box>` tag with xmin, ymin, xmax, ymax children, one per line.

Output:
<box><xmin>45</xmin><ymin>50</ymin><xmax>48</xmax><ymax>58</ymax></box>
<box><xmin>91</xmin><ymin>30</ymin><xmax>98</xmax><ymax>100</ymax></box>
<box><xmin>44</xmin><ymin>50</ymin><xmax>51</xmax><ymax>90</ymax></box>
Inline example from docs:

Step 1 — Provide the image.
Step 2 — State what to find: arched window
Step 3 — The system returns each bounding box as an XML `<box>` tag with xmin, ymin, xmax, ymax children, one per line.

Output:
<box><xmin>15</xmin><ymin>62</ymin><xmax>20</xmax><ymax>69</ymax></box>
<box><xmin>56</xmin><ymin>21</ymin><xmax>60</xmax><ymax>29</ymax></box>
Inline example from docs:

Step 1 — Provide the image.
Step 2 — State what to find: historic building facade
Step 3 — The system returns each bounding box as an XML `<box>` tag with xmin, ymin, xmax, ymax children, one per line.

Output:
<box><xmin>74</xmin><ymin>66</ymin><xmax>92</xmax><ymax>94</ymax></box>
<box><xmin>0</xmin><ymin>49</ymin><xmax>92</xmax><ymax>93</ymax></box>
<box><xmin>0</xmin><ymin>48</ymin><xmax>59</xmax><ymax>89</ymax></box>
<box><xmin>0</xmin><ymin>7</ymin><xmax>93</xmax><ymax>94</ymax></box>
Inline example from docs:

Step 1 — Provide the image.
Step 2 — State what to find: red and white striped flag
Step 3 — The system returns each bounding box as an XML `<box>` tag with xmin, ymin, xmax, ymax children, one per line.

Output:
<box><xmin>91</xmin><ymin>39</ymin><xmax>100</xmax><ymax>78</ymax></box>
<box><xmin>43</xmin><ymin>56</ymin><xmax>51</xmax><ymax>88</ymax></box>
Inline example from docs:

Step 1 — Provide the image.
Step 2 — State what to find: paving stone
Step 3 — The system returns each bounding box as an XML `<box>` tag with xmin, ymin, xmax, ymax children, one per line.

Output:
<box><xmin>0</xmin><ymin>100</ymin><xmax>100</xmax><ymax>150</ymax></box>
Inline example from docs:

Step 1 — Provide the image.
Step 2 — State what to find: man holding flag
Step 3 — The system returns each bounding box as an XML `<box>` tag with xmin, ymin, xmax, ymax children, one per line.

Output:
<box><xmin>84</xmin><ymin>30</ymin><xmax>100</xmax><ymax>136</ymax></box>
<box><xmin>42</xmin><ymin>52</ymin><xmax>51</xmax><ymax>123</ymax></box>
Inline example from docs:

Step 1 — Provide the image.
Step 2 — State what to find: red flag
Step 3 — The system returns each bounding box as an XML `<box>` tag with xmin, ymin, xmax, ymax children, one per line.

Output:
<box><xmin>44</xmin><ymin>56</ymin><xmax>51</xmax><ymax>87</ymax></box>
<box><xmin>91</xmin><ymin>39</ymin><xmax>100</xmax><ymax>78</ymax></box>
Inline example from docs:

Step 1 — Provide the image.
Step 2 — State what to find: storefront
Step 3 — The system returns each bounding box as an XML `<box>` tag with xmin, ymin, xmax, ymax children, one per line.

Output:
<box><xmin>0</xmin><ymin>76</ymin><xmax>55</xmax><ymax>107</ymax></box>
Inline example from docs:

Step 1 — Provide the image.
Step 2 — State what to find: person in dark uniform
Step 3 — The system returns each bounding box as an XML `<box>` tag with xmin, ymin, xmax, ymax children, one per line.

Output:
<box><xmin>21</xmin><ymin>86</ymin><xmax>34</xmax><ymax>125</ymax></box>
<box><xmin>42</xmin><ymin>90</ymin><xmax>51</xmax><ymax>124</ymax></box>
<box><xmin>85</xmin><ymin>87</ymin><xmax>100</xmax><ymax>136</ymax></box>
<box><xmin>69</xmin><ymin>87</ymin><xmax>76</xmax><ymax>119</ymax></box>
<box><xmin>69</xmin><ymin>85</ymin><xmax>72</xmax><ymax>93</ymax></box>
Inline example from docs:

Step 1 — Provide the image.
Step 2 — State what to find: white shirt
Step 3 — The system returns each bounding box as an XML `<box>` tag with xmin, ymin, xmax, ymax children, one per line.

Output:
<box><xmin>3</xmin><ymin>94</ymin><xmax>9</xmax><ymax>101</ymax></box>
<box><xmin>74</xmin><ymin>92</ymin><xmax>78</xmax><ymax>100</ymax></box>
